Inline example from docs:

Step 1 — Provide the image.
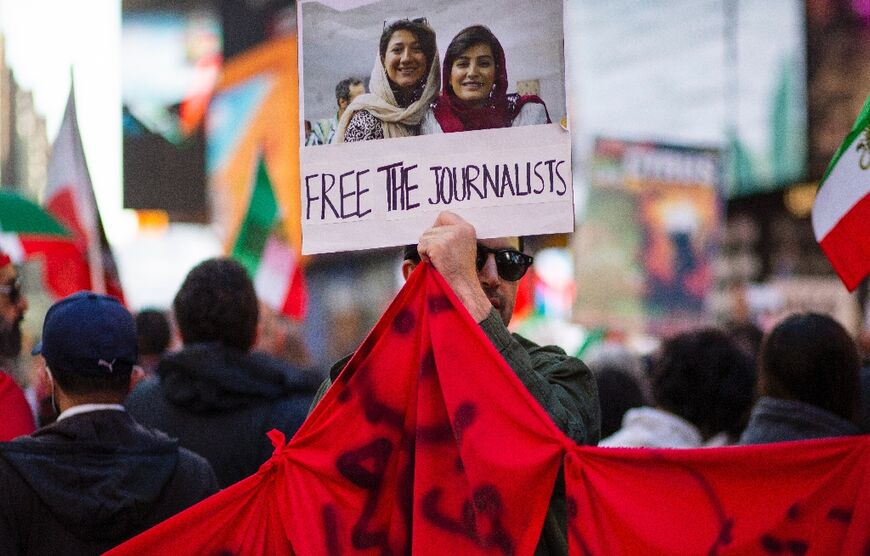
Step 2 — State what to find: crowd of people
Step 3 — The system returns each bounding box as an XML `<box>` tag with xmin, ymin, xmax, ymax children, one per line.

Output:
<box><xmin>0</xmin><ymin>209</ymin><xmax>868</xmax><ymax>554</ymax></box>
<box><xmin>305</xmin><ymin>19</ymin><xmax>551</xmax><ymax>147</ymax></box>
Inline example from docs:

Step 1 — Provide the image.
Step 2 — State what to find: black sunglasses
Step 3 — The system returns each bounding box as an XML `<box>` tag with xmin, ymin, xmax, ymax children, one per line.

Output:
<box><xmin>0</xmin><ymin>278</ymin><xmax>21</xmax><ymax>303</ymax></box>
<box><xmin>475</xmin><ymin>244</ymin><xmax>533</xmax><ymax>282</ymax></box>
<box><xmin>383</xmin><ymin>17</ymin><xmax>429</xmax><ymax>30</ymax></box>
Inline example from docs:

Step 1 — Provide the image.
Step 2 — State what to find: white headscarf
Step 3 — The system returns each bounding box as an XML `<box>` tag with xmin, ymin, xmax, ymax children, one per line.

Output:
<box><xmin>336</xmin><ymin>47</ymin><xmax>440</xmax><ymax>142</ymax></box>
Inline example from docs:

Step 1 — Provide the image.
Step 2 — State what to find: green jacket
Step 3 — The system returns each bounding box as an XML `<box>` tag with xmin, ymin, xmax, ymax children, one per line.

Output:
<box><xmin>310</xmin><ymin>308</ymin><xmax>601</xmax><ymax>555</ymax></box>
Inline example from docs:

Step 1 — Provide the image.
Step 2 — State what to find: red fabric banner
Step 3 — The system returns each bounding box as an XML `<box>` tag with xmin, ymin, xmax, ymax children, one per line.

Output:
<box><xmin>109</xmin><ymin>263</ymin><xmax>567</xmax><ymax>555</ymax></box>
<box><xmin>566</xmin><ymin>438</ymin><xmax>870</xmax><ymax>555</ymax></box>
<box><xmin>108</xmin><ymin>263</ymin><xmax>870</xmax><ymax>555</ymax></box>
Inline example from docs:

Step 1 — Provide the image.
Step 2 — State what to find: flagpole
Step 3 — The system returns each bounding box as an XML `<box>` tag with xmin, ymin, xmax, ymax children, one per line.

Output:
<box><xmin>69</xmin><ymin>72</ymin><xmax>106</xmax><ymax>294</ymax></box>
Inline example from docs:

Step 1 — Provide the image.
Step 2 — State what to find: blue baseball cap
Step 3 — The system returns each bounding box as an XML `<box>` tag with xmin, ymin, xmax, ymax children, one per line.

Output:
<box><xmin>33</xmin><ymin>291</ymin><xmax>137</xmax><ymax>376</ymax></box>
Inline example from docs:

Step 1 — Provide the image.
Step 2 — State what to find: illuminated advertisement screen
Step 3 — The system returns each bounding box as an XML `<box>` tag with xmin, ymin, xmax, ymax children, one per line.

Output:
<box><xmin>121</xmin><ymin>7</ymin><xmax>221</xmax><ymax>221</ymax></box>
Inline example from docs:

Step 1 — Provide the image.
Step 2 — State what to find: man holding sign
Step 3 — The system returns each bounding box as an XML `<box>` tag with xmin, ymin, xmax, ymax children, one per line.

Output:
<box><xmin>312</xmin><ymin>210</ymin><xmax>600</xmax><ymax>555</ymax></box>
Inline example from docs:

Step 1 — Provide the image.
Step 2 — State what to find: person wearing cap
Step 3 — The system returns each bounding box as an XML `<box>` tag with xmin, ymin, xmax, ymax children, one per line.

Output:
<box><xmin>0</xmin><ymin>251</ymin><xmax>36</xmax><ymax>440</ymax></box>
<box><xmin>310</xmin><ymin>211</ymin><xmax>600</xmax><ymax>556</ymax></box>
<box><xmin>125</xmin><ymin>258</ymin><xmax>321</xmax><ymax>488</ymax></box>
<box><xmin>0</xmin><ymin>291</ymin><xmax>218</xmax><ymax>555</ymax></box>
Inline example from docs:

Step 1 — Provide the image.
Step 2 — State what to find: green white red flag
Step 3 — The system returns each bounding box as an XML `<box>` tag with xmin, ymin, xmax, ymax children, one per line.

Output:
<box><xmin>812</xmin><ymin>93</ymin><xmax>870</xmax><ymax>291</ymax></box>
<box><xmin>231</xmin><ymin>157</ymin><xmax>307</xmax><ymax>319</ymax></box>
<box><xmin>45</xmin><ymin>83</ymin><xmax>125</xmax><ymax>302</ymax></box>
<box><xmin>0</xmin><ymin>191</ymin><xmax>90</xmax><ymax>298</ymax></box>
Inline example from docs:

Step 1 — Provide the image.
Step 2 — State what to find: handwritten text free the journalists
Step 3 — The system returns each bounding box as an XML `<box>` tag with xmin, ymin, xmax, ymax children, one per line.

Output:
<box><xmin>304</xmin><ymin>157</ymin><xmax>570</xmax><ymax>222</ymax></box>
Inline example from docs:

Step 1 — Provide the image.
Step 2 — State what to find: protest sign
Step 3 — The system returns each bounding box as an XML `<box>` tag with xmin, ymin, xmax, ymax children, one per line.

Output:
<box><xmin>298</xmin><ymin>0</ymin><xmax>573</xmax><ymax>254</ymax></box>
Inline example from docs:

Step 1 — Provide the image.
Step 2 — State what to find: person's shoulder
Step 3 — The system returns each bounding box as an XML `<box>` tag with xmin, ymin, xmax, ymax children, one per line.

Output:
<box><xmin>512</xmin><ymin>332</ymin><xmax>594</xmax><ymax>377</ymax></box>
<box><xmin>177</xmin><ymin>445</ymin><xmax>217</xmax><ymax>477</ymax></box>
<box><xmin>0</xmin><ymin>372</ymin><xmax>26</xmax><ymax>402</ymax></box>
<box><xmin>345</xmin><ymin>110</ymin><xmax>383</xmax><ymax>142</ymax></box>
<box><xmin>349</xmin><ymin>109</ymin><xmax>375</xmax><ymax>123</ymax></box>
<box><xmin>0</xmin><ymin>373</ymin><xmax>36</xmax><ymax>440</ymax></box>
<box><xmin>330</xmin><ymin>353</ymin><xmax>354</xmax><ymax>381</ymax></box>
<box><xmin>512</xmin><ymin>101</ymin><xmax>549</xmax><ymax>127</ymax></box>
<box><xmin>165</xmin><ymin>446</ymin><xmax>220</xmax><ymax>501</ymax></box>
<box><xmin>511</xmin><ymin>332</ymin><xmax>568</xmax><ymax>356</ymax></box>
<box><xmin>247</xmin><ymin>351</ymin><xmax>322</xmax><ymax>393</ymax></box>
<box><xmin>125</xmin><ymin>375</ymin><xmax>163</xmax><ymax>408</ymax></box>
<box><xmin>419</xmin><ymin>106</ymin><xmax>442</xmax><ymax>135</ymax></box>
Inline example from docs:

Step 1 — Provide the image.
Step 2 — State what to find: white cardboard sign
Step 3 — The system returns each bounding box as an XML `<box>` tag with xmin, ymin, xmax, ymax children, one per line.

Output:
<box><xmin>298</xmin><ymin>0</ymin><xmax>573</xmax><ymax>254</ymax></box>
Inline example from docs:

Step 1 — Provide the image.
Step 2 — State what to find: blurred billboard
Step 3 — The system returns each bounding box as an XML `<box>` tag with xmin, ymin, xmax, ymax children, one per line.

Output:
<box><xmin>568</xmin><ymin>0</ymin><xmax>806</xmax><ymax>198</ymax></box>
<box><xmin>806</xmin><ymin>0</ymin><xmax>870</xmax><ymax>180</ymax></box>
<box><xmin>121</xmin><ymin>7</ymin><xmax>221</xmax><ymax>221</ymax></box>
<box><xmin>574</xmin><ymin>138</ymin><xmax>723</xmax><ymax>336</ymax></box>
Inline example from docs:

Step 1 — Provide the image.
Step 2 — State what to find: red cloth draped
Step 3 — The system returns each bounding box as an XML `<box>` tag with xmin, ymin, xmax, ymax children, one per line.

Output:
<box><xmin>108</xmin><ymin>263</ymin><xmax>870</xmax><ymax>555</ymax></box>
<box><xmin>566</xmin><ymin>438</ymin><xmax>870</xmax><ymax>554</ymax></box>
<box><xmin>108</xmin><ymin>263</ymin><xmax>567</xmax><ymax>555</ymax></box>
<box><xmin>432</xmin><ymin>32</ymin><xmax>548</xmax><ymax>132</ymax></box>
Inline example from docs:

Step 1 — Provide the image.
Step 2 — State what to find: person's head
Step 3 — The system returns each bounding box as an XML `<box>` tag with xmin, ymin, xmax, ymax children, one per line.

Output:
<box><xmin>759</xmin><ymin>312</ymin><xmax>861</xmax><ymax>424</ymax></box>
<box><xmin>444</xmin><ymin>25</ymin><xmax>506</xmax><ymax>108</ymax></box>
<box><xmin>653</xmin><ymin>328</ymin><xmax>756</xmax><ymax>440</ymax></box>
<box><xmin>335</xmin><ymin>77</ymin><xmax>365</xmax><ymax>118</ymax></box>
<box><xmin>379</xmin><ymin>18</ymin><xmax>437</xmax><ymax>94</ymax></box>
<box><xmin>173</xmin><ymin>258</ymin><xmax>259</xmax><ymax>352</ymax></box>
<box><xmin>35</xmin><ymin>291</ymin><xmax>137</xmax><ymax>405</ymax></box>
<box><xmin>0</xmin><ymin>251</ymin><xmax>27</xmax><ymax>362</ymax></box>
<box><xmin>594</xmin><ymin>368</ymin><xmax>646</xmax><ymax>439</ymax></box>
<box><xmin>586</xmin><ymin>342</ymin><xmax>653</xmax><ymax>405</ymax></box>
<box><xmin>724</xmin><ymin>320</ymin><xmax>764</xmax><ymax>361</ymax></box>
<box><xmin>402</xmin><ymin>237</ymin><xmax>530</xmax><ymax>326</ymax></box>
<box><xmin>136</xmin><ymin>308</ymin><xmax>171</xmax><ymax>357</ymax></box>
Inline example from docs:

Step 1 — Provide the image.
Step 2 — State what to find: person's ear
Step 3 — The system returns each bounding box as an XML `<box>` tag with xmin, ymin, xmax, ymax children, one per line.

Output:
<box><xmin>401</xmin><ymin>260</ymin><xmax>417</xmax><ymax>282</ymax></box>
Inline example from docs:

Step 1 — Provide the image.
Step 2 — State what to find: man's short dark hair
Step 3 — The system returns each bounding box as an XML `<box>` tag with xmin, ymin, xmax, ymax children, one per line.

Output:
<box><xmin>403</xmin><ymin>237</ymin><xmax>525</xmax><ymax>262</ymax></box>
<box><xmin>136</xmin><ymin>308</ymin><xmax>171</xmax><ymax>356</ymax></box>
<box><xmin>50</xmin><ymin>365</ymin><xmax>133</xmax><ymax>397</ymax></box>
<box><xmin>173</xmin><ymin>258</ymin><xmax>259</xmax><ymax>351</ymax></box>
<box><xmin>336</xmin><ymin>77</ymin><xmax>363</xmax><ymax>106</ymax></box>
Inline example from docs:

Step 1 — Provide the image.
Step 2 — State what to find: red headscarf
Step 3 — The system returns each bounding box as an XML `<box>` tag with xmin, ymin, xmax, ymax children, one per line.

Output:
<box><xmin>432</xmin><ymin>28</ymin><xmax>550</xmax><ymax>133</ymax></box>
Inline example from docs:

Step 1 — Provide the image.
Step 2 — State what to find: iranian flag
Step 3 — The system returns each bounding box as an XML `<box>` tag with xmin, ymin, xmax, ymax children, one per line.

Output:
<box><xmin>231</xmin><ymin>158</ymin><xmax>307</xmax><ymax>319</ymax></box>
<box><xmin>812</xmin><ymin>93</ymin><xmax>870</xmax><ymax>291</ymax></box>
<box><xmin>0</xmin><ymin>191</ymin><xmax>90</xmax><ymax>298</ymax></box>
<box><xmin>45</xmin><ymin>84</ymin><xmax>125</xmax><ymax>302</ymax></box>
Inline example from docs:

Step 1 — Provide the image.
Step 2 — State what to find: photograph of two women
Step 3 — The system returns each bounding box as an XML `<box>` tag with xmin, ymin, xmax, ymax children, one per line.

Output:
<box><xmin>300</xmin><ymin>0</ymin><xmax>566</xmax><ymax>147</ymax></box>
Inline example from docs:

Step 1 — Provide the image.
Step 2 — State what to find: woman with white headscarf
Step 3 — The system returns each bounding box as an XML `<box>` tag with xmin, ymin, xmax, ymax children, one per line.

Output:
<box><xmin>336</xmin><ymin>18</ymin><xmax>440</xmax><ymax>142</ymax></box>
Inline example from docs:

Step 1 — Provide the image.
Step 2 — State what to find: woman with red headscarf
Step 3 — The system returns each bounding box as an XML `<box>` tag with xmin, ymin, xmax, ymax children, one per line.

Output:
<box><xmin>421</xmin><ymin>25</ymin><xmax>550</xmax><ymax>134</ymax></box>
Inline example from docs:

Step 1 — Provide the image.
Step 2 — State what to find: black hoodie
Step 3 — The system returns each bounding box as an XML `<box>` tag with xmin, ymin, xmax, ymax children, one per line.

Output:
<box><xmin>0</xmin><ymin>410</ymin><xmax>218</xmax><ymax>555</ymax></box>
<box><xmin>126</xmin><ymin>342</ymin><xmax>320</xmax><ymax>487</ymax></box>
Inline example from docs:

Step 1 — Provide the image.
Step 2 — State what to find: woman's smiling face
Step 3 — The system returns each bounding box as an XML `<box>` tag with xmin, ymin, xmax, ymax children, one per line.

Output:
<box><xmin>449</xmin><ymin>43</ymin><xmax>496</xmax><ymax>106</ymax></box>
<box><xmin>383</xmin><ymin>29</ymin><xmax>428</xmax><ymax>91</ymax></box>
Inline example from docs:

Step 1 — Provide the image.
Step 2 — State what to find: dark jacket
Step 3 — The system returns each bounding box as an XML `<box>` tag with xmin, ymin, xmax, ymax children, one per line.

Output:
<box><xmin>311</xmin><ymin>309</ymin><xmax>600</xmax><ymax>556</ymax></box>
<box><xmin>126</xmin><ymin>342</ymin><xmax>320</xmax><ymax>487</ymax></box>
<box><xmin>739</xmin><ymin>396</ymin><xmax>863</xmax><ymax>445</ymax></box>
<box><xmin>0</xmin><ymin>410</ymin><xmax>218</xmax><ymax>555</ymax></box>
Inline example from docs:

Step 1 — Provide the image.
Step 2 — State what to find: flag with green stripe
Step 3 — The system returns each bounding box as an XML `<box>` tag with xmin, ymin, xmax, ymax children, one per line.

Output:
<box><xmin>231</xmin><ymin>158</ymin><xmax>307</xmax><ymax>319</ymax></box>
<box><xmin>812</xmin><ymin>93</ymin><xmax>870</xmax><ymax>291</ymax></box>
